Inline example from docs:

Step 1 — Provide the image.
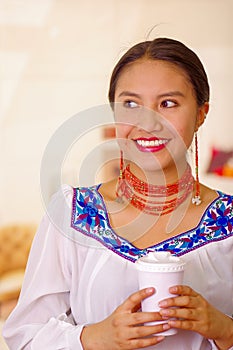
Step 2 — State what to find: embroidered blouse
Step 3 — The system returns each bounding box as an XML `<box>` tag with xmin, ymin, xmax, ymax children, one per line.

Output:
<box><xmin>3</xmin><ymin>184</ymin><xmax>233</xmax><ymax>350</ymax></box>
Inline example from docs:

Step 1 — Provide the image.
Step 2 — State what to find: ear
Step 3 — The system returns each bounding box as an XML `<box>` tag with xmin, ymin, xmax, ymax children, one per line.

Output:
<box><xmin>195</xmin><ymin>102</ymin><xmax>209</xmax><ymax>131</ymax></box>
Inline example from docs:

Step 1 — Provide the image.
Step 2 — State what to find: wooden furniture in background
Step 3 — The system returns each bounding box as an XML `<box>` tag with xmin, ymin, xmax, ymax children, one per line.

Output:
<box><xmin>0</xmin><ymin>224</ymin><xmax>37</xmax><ymax>319</ymax></box>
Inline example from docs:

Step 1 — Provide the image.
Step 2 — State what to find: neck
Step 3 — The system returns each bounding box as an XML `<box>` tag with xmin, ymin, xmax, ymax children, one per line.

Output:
<box><xmin>116</xmin><ymin>162</ymin><xmax>194</xmax><ymax>216</ymax></box>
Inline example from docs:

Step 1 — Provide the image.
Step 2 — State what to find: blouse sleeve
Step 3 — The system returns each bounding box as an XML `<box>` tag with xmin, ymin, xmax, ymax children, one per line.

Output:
<box><xmin>2</xmin><ymin>185</ymin><xmax>85</xmax><ymax>350</ymax></box>
<box><xmin>209</xmin><ymin>339</ymin><xmax>233</xmax><ymax>350</ymax></box>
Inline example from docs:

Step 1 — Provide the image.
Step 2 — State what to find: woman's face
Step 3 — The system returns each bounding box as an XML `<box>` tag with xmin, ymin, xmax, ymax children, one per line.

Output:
<box><xmin>114</xmin><ymin>59</ymin><xmax>206</xmax><ymax>173</ymax></box>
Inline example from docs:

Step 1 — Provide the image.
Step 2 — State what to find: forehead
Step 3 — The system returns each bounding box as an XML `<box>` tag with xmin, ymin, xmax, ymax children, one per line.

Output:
<box><xmin>115</xmin><ymin>59</ymin><xmax>191</xmax><ymax>92</ymax></box>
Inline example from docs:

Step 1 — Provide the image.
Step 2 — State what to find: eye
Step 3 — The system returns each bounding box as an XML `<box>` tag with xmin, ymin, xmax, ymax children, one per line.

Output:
<box><xmin>123</xmin><ymin>100</ymin><xmax>139</xmax><ymax>108</ymax></box>
<box><xmin>160</xmin><ymin>100</ymin><xmax>177</xmax><ymax>108</ymax></box>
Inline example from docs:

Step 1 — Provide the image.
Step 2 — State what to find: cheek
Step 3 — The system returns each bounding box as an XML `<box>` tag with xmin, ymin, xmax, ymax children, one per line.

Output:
<box><xmin>115</xmin><ymin>124</ymin><xmax>132</xmax><ymax>139</ymax></box>
<box><xmin>175</xmin><ymin>123</ymin><xmax>195</xmax><ymax>149</ymax></box>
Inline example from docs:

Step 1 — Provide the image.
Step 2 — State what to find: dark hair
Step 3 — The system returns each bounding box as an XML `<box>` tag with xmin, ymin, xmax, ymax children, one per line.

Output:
<box><xmin>108</xmin><ymin>38</ymin><xmax>209</xmax><ymax>107</ymax></box>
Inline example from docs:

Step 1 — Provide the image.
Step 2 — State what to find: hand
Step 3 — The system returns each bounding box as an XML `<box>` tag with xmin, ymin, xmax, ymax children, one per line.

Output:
<box><xmin>159</xmin><ymin>285</ymin><xmax>233</xmax><ymax>349</ymax></box>
<box><xmin>81</xmin><ymin>287</ymin><xmax>169</xmax><ymax>350</ymax></box>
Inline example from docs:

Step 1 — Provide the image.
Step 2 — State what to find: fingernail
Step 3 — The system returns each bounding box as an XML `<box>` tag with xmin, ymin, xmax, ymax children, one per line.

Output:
<box><xmin>146</xmin><ymin>287</ymin><xmax>155</xmax><ymax>293</ymax></box>
<box><xmin>170</xmin><ymin>286</ymin><xmax>178</xmax><ymax>292</ymax></box>
<box><xmin>160</xmin><ymin>309</ymin><xmax>170</xmax><ymax>315</ymax></box>
<box><xmin>158</xmin><ymin>300</ymin><xmax>167</xmax><ymax>307</ymax></box>
<box><xmin>163</xmin><ymin>323</ymin><xmax>170</xmax><ymax>330</ymax></box>
<box><xmin>157</xmin><ymin>336</ymin><xmax>165</xmax><ymax>342</ymax></box>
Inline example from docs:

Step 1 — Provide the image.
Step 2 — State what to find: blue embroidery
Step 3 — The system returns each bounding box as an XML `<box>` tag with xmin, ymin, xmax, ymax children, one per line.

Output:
<box><xmin>71</xmin><ymin>186</ymin><xmax>233</xmax><ymax>262</ymax></box>
<box><xmin>72</xmin><ymin>186</ymin><xmax>106</xmax><ymax>231</ymax></box>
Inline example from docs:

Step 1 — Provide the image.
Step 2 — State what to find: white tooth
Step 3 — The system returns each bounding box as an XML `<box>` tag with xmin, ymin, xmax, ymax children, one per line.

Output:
<box><xmin>137</xmin><ymin>139</ymin><xmax>168</xmax><ymax>147</ymax></box>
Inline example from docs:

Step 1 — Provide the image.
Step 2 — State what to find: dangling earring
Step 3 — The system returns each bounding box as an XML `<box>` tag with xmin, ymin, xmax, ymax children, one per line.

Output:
<box><xmin>115</xmin><ymin>150</ymin><xmax>124</xmax><ymax>202</ymax></box>
<box><xmin>119</xmin><ymin>150</ymin><xmax>124</xmax><ymax>181</ymax></box>
<box><xmin>192</xmin><ymin>132</ymin><xmax>202</xmax><ymax>205</ymax></box>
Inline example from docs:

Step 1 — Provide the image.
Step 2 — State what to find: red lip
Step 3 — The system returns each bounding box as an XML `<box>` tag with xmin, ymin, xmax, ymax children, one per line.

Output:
<box><xmin>135</xmin><ymin>143</ymin><xmax>167</xmax><ymax>153</ymax></box>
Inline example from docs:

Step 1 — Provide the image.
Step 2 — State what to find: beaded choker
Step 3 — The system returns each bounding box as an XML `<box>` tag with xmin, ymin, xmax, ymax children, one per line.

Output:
<box><xmin>116</xmin><ymin>164</ymin><xmax>194</xmax><ymax>215</ymax></box>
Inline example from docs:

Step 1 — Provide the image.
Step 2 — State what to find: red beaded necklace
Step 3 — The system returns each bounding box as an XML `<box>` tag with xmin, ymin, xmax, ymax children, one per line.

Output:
<box><xmin>116</xmin><ymin>164</ymin><xmax>194</xmax><ymax>215</ymax></box>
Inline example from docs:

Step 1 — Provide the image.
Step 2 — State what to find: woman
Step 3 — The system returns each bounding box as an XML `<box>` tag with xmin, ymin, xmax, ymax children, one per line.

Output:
<box><xmin>3</xmin><ymin>38</ymin><xmax>233</xmax><ymax>349</ymax></box>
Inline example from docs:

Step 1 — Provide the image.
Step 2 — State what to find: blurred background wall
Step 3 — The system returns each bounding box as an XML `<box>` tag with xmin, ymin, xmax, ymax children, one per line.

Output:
<box><xmin>1</xmin><ymin>0</ymin><xmax>233</xmax><ymax>226</ymax></box>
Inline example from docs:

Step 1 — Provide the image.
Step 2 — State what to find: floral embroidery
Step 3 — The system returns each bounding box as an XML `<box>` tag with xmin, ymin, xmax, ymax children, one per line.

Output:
<box><xmin>204</xmin><ymin>197</ymin><xmax>233</xmax><ymax>235</ymax></box>
<box><xmin>72</xmin><ymin>186</ymin><xmax>106</xmax><ymax>231</ymax></box>
<box><xmin>155</xmin><ymin>195</ymin><xmax>233</xmax><ymax>256</ymax></box>
<box><xmin>71</xmin><ymin>187</ymin><xmax>233</xmax><ymax>262</ymax></box>
<box><xmin>71</xmin><ymin>186</ymin><xmax>148</xmax><ymax>261</ymax></box>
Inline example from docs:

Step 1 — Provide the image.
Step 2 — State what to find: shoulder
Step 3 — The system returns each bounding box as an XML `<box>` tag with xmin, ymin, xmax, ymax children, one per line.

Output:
<box><xmin>50</xmin><ymin>183</ymin><xmax>102</xmax><ymax>207</ymax></box>
<box><xmin>43</xmin><ymin>184</ymin><xmax>105</xmax><ymax>244</ymax></box>
<box><xmin>199</xmin><ymin>190</ymin><xmax>233</xmax><ymax>239</ymax></box>
<box><xmin>216</xmin><ymin>190</ymin><xmax>233</xmax><ymax>200</ymax></box>
<box><xmin>72</xmin><ymin>184</ymin><xmax>103</xmax><ymax>205</ymax></box>
<box><xmin>200</xmin><ymin>183</ymin><xmax>233</xmax><ymax>207</ymax></box>
<box><xmin>72</xmin><ymin>179</ymin><xmax>118</xmax><ymax>204</ymax></box>
<box><xmin>47</xmin><ymin>184</ymin><xmax>104</xmax><ymax>222</ymax></box>
<box><xmin>72</xmin><ymin>183</ymin><xmax>106</xmax><ymax>222</ymax></box>
<box><xmin>70</xmin><ymin>183</ymin><xmax>113</xmax><ymax>248</ymax></box>
<box><xmin>201</xmin><ymin>187</ymin><xmax>233</xmax><ymax>220</ymax></box>
<box><xmin>210</xmin><ymin>190</ymin><xmax>233</xmax><ymax>208</ymax></box>
<box><xmin>211</xmin><ymin>191</ymin><xmax>233</xmax><ymax>216</ymax></box>
<box><xmin>50</xmin><ymin>184</ymin><xmax>74</xmax><ymax>205</ymax></box>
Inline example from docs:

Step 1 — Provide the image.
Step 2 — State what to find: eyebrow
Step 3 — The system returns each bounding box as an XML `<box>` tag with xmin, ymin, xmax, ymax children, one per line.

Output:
<box><xmin>117</xmin><ymin>91</ymin><xmax>141</xmax><ymax>98</ymax></box>
<box><xmin>117</xmin><ymin>91</ymin><xmax>185</xmax><ymax>98</ymax></box>
<box><xmin>158</xmin><ymin>91</ymin><xmax>185</xmax><ymax>98</ymax></box>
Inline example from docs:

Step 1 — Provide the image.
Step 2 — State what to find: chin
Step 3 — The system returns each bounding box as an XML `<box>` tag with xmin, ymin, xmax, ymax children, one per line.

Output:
<box><xmin>123</xmin><ymin>145</ymin><xmax>185</xmax><ymax>173</ymax></box>
<box><xmin>128</xmin><ymin>156</ymin><xmax>167</xmax><ymax>174</ymax></box>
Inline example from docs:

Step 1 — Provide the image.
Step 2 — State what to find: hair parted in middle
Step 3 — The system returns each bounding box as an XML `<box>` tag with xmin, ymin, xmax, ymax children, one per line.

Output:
<box><xmin>108</xmin><ymin>37</ymin><xmax>209</xmax><ymax>107</ymax></box>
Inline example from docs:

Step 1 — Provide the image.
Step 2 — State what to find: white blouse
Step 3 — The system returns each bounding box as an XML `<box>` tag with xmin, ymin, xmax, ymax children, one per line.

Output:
<box><xmin>2</xmin><ymin>184</ymin><xmax>233</xmax><ymax>350</ymax></box>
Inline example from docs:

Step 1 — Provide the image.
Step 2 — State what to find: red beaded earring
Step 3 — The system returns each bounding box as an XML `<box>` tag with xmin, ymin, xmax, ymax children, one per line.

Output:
<box><xmin>192</xmin><ymin>132</ymin><xmax>201</xmax><ymax>205</ymax></box>
<box><xmin>115</xmin><ymin>150</ymin><xmax>124</xmax><ymax>202</ymax></box>
<box><xmin>119</xmin><ymin>150</ymin><xmax>124</xmax><ymax>180</ymax></box>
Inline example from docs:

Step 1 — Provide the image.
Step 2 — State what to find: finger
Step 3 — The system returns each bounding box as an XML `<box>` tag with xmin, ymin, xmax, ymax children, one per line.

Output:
<box><xmin>118</xmin><ymin>288</ymin><xmax>155</xmax><ymax>313</ymax></box>
<box><xmin>129</xmin><ymin>334</ymin><xmax>165</xmax><ymax>349</ymax></box>
<box><xmin>131</xmin><ymin>302</ymin><xmax>142</xmax><ymax>313</ymax></box>
<box><xmin>129</xmin><ymin>322</ymin><xmax>171</xmax><ymax>339</ymax></box>
<box><xmin>159</xmin><ymin>295</ymin><xmax>197</xmax><ymax>309</ymax></box>
<box><xmin>168</xmin><ymin>319</ymin><xmax>196</xmax><ymax>331</ymax></box>
<box><xmin>169</xmin><ymin>285</ymin><xmax>199</xmax><ymax>296</ymax></box>
<box><xmin>130</xmin><ymin>311</ymin><xmax>164</xmax><ymax>326</ymax></box>
<box><xmin>112</xmin><ymin>311</ymin><xmax>164</xmax><ymax>330</ymax></box>
<box><xmin>160</xmin><ymin>306</ymin><xmax>198</xmax><ymax>320</ymax></box>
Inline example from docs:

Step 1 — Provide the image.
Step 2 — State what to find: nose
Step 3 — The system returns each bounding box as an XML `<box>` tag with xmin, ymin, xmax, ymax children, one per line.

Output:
<box><xmin>135</xmin><ymin>107</ymin><xmax>163</xmax><ymax>133</ymax></box>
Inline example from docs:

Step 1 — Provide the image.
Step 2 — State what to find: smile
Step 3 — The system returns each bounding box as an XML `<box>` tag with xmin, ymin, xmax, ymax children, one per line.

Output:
<box><xmin>134</xmin><ymin>137</ymin><xmax>170</xmax><ymax>152</ymax></box>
